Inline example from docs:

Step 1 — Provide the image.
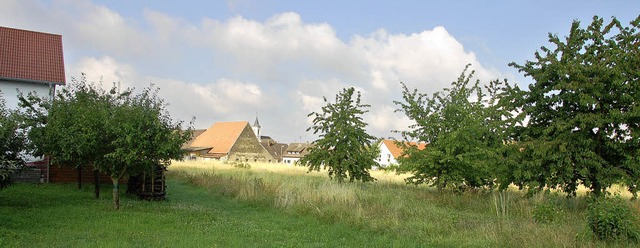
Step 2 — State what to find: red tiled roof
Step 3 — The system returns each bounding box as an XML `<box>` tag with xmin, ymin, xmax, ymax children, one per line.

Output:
<box><xmin>382</xmin><ymin>139</ymin><xmax>427</xmax><ymax>159</ymax></box>
<box><xmin>189</xmin><ymin>122</ymin><xmax>250</xmax><ymax>155</ymax></box>
<box><xmin>0</xmin><ymin>26</ymin><xmax>65</xmax><ymax>84</ymax></box>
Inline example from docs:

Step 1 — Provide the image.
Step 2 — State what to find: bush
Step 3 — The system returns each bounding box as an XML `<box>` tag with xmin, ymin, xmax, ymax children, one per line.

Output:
<box><xmin>532</xmin><ymin>202</ymin><xmax>562</xmax><ymax>224</ymax></box>
<box><xmin>586</xmin><ymin>196</ymin><xmax>640</xmax><ymax>242</ymax></box>
<box><xmin>0</xmin><ymin>160</ymin><xmax>23</xmax><ymax>189</ymax></box>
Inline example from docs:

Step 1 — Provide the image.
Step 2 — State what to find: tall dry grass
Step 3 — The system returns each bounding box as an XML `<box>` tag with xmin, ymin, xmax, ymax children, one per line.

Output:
<box><xmin>167</xmin><ymin>160</ymin><xmax>639</xmax><ymax>247</ymax></box>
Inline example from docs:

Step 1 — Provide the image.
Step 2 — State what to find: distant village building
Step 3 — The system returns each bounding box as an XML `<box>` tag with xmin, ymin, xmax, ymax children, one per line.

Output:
<box><xmin>282</xmin><ymin>143</ymin><xmax>313</xmax><ymax>164</ymax></box>
<box><xmin>260</xmin><ymin>136</ymin><xmax>288</xmax><ymax>163</ymax></box>
<box><xmin>377</xmin><ymin>139</ymin><xmax>427</xmax><ymax>168</ymax></box>
<box><xmin>187</xmin><ymin>121</ymin><xmax>275</xmax><ymax>162</ymax></box>
<box><xmin>0</xmin><ymin>26</ymin><xmax>65</xmax><ymax>183</ymax></box>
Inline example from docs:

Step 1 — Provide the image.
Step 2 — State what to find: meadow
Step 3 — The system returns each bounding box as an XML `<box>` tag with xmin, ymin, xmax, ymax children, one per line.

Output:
<box><xmin>1</xmin><ymin>160</ymin><xmax>638</xmax><ymax>247</ymax></box>
<box><xmin>169</xmin><ymin>160</ymin><xmax>639</xmax><ymax>247</ymax></box>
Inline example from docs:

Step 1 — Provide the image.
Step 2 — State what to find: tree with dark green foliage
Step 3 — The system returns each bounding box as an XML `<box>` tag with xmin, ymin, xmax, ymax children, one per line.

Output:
<box><xmin>22</xmin><ymin>75</ymin><xmax>192</xmax><ymax>209</ymax></box>
<box><xmin>299</xmin><ymin>87</ymin><xmax>378</xmax><ymax>183</ymax></box>
<box><xmin>508</xmin><ymin>15</ymin><xmax>640</xmax><ymax>197</ymax></box>
<box><xmin>0</xmin><ymin>92</ymin><xmax>26</xmax><ymax>189</ymax></box>
<box><xmin>20</xmin><ymin>76</ymin><xmax>113</xmax><ymax>197</ymax></box>
<box><xmin>100</xmin><ymin>86</ymin><xmax>191</xmax><ymax>208</ymax></box>
<box><xmin>394</xmin><ymin>65</ymin><xmax>520</xmax><ymax>191</ymax></box>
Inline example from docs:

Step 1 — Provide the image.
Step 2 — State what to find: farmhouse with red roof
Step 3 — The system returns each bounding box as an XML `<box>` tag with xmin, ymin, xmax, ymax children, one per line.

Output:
<box><xmin>188</xmin><ymin>121</ymin><xmax>275</xmax><ymax>162</ymax></box>
<box><xmin>377</xmin><ymin>139</ymin><xmax>427</xmax><ymax>168</ymax></box>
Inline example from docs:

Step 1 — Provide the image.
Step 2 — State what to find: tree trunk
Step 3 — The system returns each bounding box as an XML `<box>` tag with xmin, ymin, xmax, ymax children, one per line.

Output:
<box><xmin>112</xmin><ymin>177</ymin><xmax>121</xmax><ymax>210</ymax></box>
<box><xmin>77</xmin><ymin>166</ymin><xmax>82</xmax><ymax>189</ymax></box>
<box><xmin>94</xmin><ymin>170</ymin><xmax>100</xmax><ymax>199</ymax></box>
<box><xmin>592</xmin><ymin>180</ymin><xmax>603</xmax><ymax>198</ymax></box>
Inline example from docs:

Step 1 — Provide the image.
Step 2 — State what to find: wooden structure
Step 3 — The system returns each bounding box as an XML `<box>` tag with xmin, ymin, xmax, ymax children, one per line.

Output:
<box><xmin>127</xmin><ymin>162</ymin><xmax>168</xmax><ymax>200</ymax></box>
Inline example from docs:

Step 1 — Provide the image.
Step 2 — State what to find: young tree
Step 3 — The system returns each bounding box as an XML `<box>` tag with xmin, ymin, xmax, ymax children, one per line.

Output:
<box><xmin>0</xmin><ymin>92</ymin><xmax>26</xmax><ymax>189</ymax></box>
<box><xmin>299</xmin><ymin>87</ymin><xmax>378</xmax><ymax>183</ymax></box>
<box><xmin>509</xmin><ymin>15</ymin><xmax>640</xmax><ymax>197</ymax></box>
<box><xmin>394</xmin><ymin>65</ymin><xmax>519</xmax><ymax>191</ymax></box>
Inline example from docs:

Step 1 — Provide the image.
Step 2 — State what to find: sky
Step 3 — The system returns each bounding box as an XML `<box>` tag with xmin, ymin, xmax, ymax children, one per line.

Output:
<box><xmin>1</xmin><ymin>0</ymin><xmax>638</xmax><ymax>143</ymax></box>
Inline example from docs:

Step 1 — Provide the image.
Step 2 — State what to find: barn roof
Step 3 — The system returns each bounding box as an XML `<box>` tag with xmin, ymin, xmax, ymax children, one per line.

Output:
<box><xmin>181</xmin><ymin>129</ymin><xmax>207</xmax><ymax>149</ymax></box>
<box><xmin>0</xmin><ymin>26</ymin><xmax>65</xmax><ymax>85</ymax></box>
<box><xmin>381</xmin><ymin>139</ymin><xmax>427</xmax><ymax>159</ymax></box>
<box><xmin>188</xmin><ymin>122</ymin><xmax>250</xmax><ymax>155</ymax></box>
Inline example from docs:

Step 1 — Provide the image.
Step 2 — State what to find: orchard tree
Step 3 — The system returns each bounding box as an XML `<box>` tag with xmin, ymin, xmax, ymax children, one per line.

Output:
<box><xmin>24</xmin><ymin>75</ymin><xmax>191</xmax><ymax>209</ymax></box>
<box><xmin>100</xmin><ymin>86</ymin><xmax>190</xmax><ymax>209</ymax></box>
<box><xmin>0</xmin><ymin>91</ymin><xmax>26</xmax><ymax>189</ymax></box>
<box><xmin>20</xmin><ymin>76</ymin><xmax>113</xmax><ymax>197</ymax></box>
<box><xmin>509</xmin><ymin>15</ymin><xmax>640</xmax><ymax>197</ymax></box>
<box><xmin>299</xmin><ymin>87</ymin><xmax>378</xmax><ymax>183</ymax></box>
<box><xmin>394</xmin><ymin>65</ymin><xmax>520</xmax><ymax>191</ymax></box>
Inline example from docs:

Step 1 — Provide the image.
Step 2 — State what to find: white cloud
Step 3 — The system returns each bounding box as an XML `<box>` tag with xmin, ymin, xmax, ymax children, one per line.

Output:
<box><xmin>1</xmin><ymin>1</ymin><xmax>506</xmax><ymax>142</ymax></box>
<box><xmin>366</xmin><ymin>105</ymin><xmax>413</xmax><ymax>138</ymax></box>
<box><xmin>70</xmin><ymin>56</ymin><xmax>136</xmax><ymax>86</ymax></box>
<box><xmin>350</xmin><ymin>27</ymin><xmax>498</xmax><ymax>93</ymax></box>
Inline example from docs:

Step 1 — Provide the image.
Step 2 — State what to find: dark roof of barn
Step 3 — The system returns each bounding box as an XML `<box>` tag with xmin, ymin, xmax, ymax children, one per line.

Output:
<box><xmin>286</xmin><ymin>143</ymin><xmax>313</xmax><ymax>153</ymax></box>
<box><xmin>261</xmin><ymin>142</ymin><xmax>288</xmax><ymax>159</ymax></box>
<box><xmin>0</xmin><ymin>26</ymin><xmax>65</xmax><ymax>85</ymax></box>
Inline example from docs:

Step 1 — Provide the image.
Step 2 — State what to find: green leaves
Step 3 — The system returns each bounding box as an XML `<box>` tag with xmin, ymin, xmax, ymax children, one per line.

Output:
<box><xmin>0</xmin><ymin>91</ymin><xmax>26</xmax><ymax>188</ymax></box>
<box><xmin>300</xmin><ymin>87</ymin><xmax>377</xmax><ymax>183</ymax></box>
<box><xmin>395</xmin><ymin>65</ymin><xmax>518</xmax><ymax>191</ymax></box>
<box><xmin>509</xmin><ymin>15</ymin><xmax>640</xmax><ymax>197</ymax></box>
<box><xmin>22</xmin><ymin>74</ymin><xmax>192</xmax><ymax>208</ymax></box>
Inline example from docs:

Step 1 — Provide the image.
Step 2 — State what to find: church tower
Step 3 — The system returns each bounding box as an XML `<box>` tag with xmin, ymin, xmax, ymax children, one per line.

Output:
<box><xmin>252</xmin><ymin>115</ymin><xmax>261</xmax><ymax>141</ymax></box>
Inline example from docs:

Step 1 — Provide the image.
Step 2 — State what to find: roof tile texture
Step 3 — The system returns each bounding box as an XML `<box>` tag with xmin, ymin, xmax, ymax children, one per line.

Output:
<box><xmin>382</xmin><ymin>139</ymin><xmax>427</xmax><ymax>159</ymax></box>
<box><xmin>0</xmin><ymin>26</ymin><xmax>65</xmax><ymax>84</ymax></box>
<box><xmin>189</xmin><ymin>122</ymin><xmax>250</xmax><ymax>155</ymax></box>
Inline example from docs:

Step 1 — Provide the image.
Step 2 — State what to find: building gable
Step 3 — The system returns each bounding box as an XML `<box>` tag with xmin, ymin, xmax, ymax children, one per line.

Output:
<box><xmin>227</xmin><ymin>124</ymin><xmax>274</xmax><ymax>162</ymax></box>
<box><xmin>377</xmin><ymin>139</ymin><xmax>427</xmax><ymax>167</ymax></box>
<box><xmin>0</xmin><ymin>26</ymin><xmax>65</xmax><ymax>84</ymax></box>
<box><xmin>381</xmin><ymin>139</ymin><xmax>427</xmax><ymax>159</ymax></box>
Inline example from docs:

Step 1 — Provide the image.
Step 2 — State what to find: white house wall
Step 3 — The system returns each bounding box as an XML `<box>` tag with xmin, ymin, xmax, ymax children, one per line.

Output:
<box><xmin>0</xmin><ymin>81</ymin><xmax>52</xmax><ymax>110</ymax></box>
<box><xmin>282</xmin><ymin>157</ymin><xmax>300</xmax><ymax>164</ymax></box>
<box><xmin>377</xmin><ymin>143</ymin><xmax>398</xmax><ymax>168</ymax></box>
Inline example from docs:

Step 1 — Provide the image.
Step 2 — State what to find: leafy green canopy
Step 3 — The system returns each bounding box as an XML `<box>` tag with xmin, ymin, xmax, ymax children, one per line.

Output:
<box><xmin>509</xmin><ymin>16</ymin><xmax>640</xmax><ymax>197</ymax></box>
<box><xmin>299</xmin><ymin>87</ymin><xmax>378</xmax><ymax>183</ymax></box>
<box><xmin>394</xmin><ymin>65</ymin><xmax>519</xmax><ymax>191</ymax></box>
<box><xmin>0</xmin><ymin>91</ymin><xmax>26</xmax><ymax>189</ymax></box>
<box><xmin>21</xmin><ymin>75</ymin><xmax>192</xmax><ymax>209</ymax></box>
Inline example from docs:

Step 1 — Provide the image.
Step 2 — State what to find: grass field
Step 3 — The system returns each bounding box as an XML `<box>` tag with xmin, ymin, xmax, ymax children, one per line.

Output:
<box><xmin>1</xmin><ymin>160</ymin><xmax>638</xmax><ymax>247</ymax></box>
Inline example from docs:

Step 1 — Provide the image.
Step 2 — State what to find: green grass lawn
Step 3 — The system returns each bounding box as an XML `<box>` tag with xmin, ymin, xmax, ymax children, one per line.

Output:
<box><xmin>0</xmin><ymin>179</ymin><xmax>418</xmax><ymax>247</ymax></box>
<box><xmin>2</xmin><ymin>162</ymin><xmax>639</xmax><ymax>247</ymax></box>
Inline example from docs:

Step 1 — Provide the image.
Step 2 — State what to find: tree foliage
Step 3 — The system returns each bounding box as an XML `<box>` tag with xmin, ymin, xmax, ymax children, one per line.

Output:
<box><xmin>508</xmin><ymin>15</ymin><xmax>640</xmax><ymax>197</ymax></box>
<box><xmin>23</xmin><ymin>75</ymin><xmax>192</xmax><ymax>209</ymax></box>
<box><xmin>299</xmin><ymin>87</ymin><xmax>378</xmax><ymax>183</ymax></box>
<box><xmin>394</xmin><ymin>65</ymin><xmax>520</xmax><ymax>191</ymax></box>
<box><xmin>0</xmin><ymin>91</ymin><xmax>26</xmax><ymax>189</ymax></box>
